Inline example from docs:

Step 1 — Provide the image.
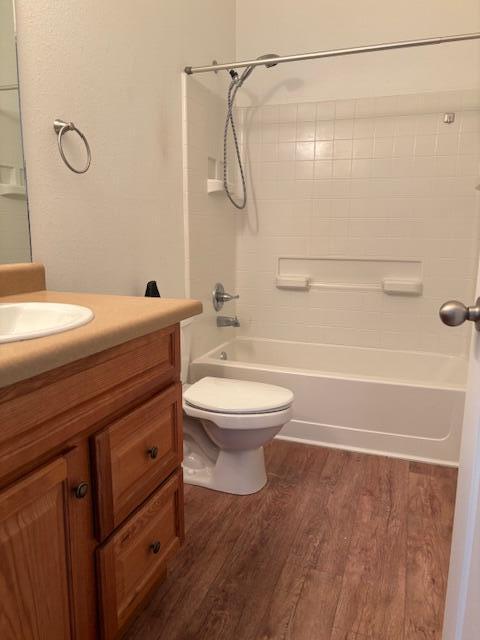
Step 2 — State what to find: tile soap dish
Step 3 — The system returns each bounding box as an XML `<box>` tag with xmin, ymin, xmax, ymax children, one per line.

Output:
<box><xmin>207</xmin><ymin>179</ymin><xmax>226</xmax><ymax>193</ymax></box>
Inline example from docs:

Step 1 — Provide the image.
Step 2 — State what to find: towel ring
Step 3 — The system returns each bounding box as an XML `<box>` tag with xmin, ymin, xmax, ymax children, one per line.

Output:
<box><xmin>53</xmin><ymin>119</ymin><xmax>91</xmax><ymax>174</ymax></box>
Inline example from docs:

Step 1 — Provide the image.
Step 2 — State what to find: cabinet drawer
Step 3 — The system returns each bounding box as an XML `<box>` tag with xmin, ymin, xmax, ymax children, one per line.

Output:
<box><xmin>0</xmin><ymin>325</ymin><xmax>180</xmax><ymax>484</ymax></box>
<box><xmin>93</xmin><ymin>383</ymin><xmax>182</xmax><ymax>539</ymax></box>
<box><xmin>97</xmin><ymin>470</ymin><xmax>184</xmax><ymax>640</ymax></box>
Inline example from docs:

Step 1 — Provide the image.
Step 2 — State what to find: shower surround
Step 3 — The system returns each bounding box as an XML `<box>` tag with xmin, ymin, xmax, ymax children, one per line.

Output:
<box><xmin>236</xmin><ymin>90</ymin><xmax>480</xmax><ymax>357</ymax></box>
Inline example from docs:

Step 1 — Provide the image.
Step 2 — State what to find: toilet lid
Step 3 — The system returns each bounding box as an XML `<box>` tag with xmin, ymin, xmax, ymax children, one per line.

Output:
<box><xmin>183</xmin><ymin>377</ymin><xmax>294</xmax><ymax>414</ymax></box>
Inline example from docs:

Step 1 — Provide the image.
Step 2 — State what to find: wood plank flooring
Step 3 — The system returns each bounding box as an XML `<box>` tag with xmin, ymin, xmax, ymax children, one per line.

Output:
<box><xmin>125</xmin><ymin>441</ymin><xmax>457</xmax><ymax>640</ymax></box>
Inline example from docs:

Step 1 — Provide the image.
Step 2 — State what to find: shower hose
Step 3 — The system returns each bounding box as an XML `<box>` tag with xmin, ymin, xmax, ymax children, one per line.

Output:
<box><xmin>223</xmin><ymin>79</ymin><xmax>248</xmax><ymax>210</ymax></box>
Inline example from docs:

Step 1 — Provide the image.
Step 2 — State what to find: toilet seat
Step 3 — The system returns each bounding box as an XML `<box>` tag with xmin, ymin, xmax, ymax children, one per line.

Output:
<box><xmin>183</xmin><ymin>376</ymin><xmax>293</xmax><ymax>415</ymax></box>
<box><xmin>183</xmin><ymin>401</ymin><xmax>293</xmax><ymax>430</ymax></box>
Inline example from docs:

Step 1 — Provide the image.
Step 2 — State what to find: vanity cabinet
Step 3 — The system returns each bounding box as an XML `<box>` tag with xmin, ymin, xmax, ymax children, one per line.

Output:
<box><xmin>0</xmin><ymin>325</ymin><xmax>184</xmax><ymax>640</ymax></box>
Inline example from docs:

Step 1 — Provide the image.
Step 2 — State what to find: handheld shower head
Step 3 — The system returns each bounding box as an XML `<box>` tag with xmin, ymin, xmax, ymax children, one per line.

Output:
<box><xmin>256</xmin><ymin>53</ymin><xmax>280</xmax><ymax>68</ymax></box>
<box><xmin>238</xmin><ymin>53</ymin><xmax>280</xmax><ymax>85</ymax></box>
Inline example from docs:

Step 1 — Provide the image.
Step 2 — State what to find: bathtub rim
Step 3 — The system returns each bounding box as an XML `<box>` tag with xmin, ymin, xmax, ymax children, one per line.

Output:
<box><xmin>276</xmin><ymin>432</ymin><xmax>459</xmax><ymax>468</ymax></box>
<box><xmin>193</xmin><ymin>336</ymin><xmax>467</xmax><ymax>392</ymax></box>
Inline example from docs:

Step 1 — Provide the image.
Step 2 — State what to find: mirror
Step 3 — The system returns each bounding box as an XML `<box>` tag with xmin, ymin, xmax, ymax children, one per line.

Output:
<box><xmin>0</xmin><ymin>0</ymin><xmax>31</xmax><ymax>263</ymax></box>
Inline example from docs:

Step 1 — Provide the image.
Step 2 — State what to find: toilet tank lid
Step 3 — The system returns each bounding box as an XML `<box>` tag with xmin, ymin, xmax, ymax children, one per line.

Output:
<box><xmin>183</xmin><ymin>377</ymin><xmax>294</xmax><ymax>414</ymax></box>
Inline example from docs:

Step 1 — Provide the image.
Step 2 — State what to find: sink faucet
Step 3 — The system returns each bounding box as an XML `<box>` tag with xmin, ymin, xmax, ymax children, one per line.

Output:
<box><xmin>217</xmin><ymin>315</ymin><xmax>240</xmax><ymax>328</ymax></box>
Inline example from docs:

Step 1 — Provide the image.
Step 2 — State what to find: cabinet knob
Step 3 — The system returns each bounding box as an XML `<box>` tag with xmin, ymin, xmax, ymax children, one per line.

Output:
<box><xmin>147</xmin><ymin>446</ymin><xmax>159</xmax><ymax>460</ymax></box>
<box><xmin>150</xmin><ymin>540</ymin><xmax>161</xmax><ymax>554</ymax></box>
<box><xmin>73</xmin><ymin>482</ymin><xmax>89</xmax><ymax>499</ymax></box>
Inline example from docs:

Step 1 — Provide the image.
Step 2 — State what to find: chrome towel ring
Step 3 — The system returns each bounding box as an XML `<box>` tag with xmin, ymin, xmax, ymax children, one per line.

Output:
<box><xmin>53</xmin><ymin>118</ymin><xmax>91</xmax><ymax>174</ymax></box>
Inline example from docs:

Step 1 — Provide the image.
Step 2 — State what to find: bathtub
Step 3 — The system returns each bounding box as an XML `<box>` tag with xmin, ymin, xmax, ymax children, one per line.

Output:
<box><xmin>189</xmin><ymin>337</ymin><xmax>467</xmax><ymax>466</ymax></box>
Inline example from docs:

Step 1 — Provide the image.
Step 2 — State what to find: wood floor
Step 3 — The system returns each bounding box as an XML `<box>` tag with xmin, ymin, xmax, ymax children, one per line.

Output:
<box><xmin>126</xmin><ymin>441</ymin><xmax>457</xmax><ymax>640</ymax></box>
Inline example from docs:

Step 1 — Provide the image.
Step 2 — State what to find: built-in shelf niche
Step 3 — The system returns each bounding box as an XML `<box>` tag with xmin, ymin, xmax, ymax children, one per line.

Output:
<box><xmin>207</xmin><ymin>156</ymin><xmax>234</xmax><ymax>194</ymax></box>
<box><xmin>276</xmin><ymin>257</ymin><xmax>423</xmax><ymax>296</ymax></box>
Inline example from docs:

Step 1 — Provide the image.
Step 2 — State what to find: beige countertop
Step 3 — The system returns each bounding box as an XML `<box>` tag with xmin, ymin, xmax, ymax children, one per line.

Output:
<box><xmin>0</xmin><ymin>290</ymin><xmax>202</xmax><ymax>389</ymax></box>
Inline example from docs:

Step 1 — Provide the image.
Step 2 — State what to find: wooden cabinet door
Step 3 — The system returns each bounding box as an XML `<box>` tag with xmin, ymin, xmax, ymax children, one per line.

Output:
<box><xmin>0</xmin><ymin>458</ymin><xmax>74</xmax><ymax>640</ymax></box>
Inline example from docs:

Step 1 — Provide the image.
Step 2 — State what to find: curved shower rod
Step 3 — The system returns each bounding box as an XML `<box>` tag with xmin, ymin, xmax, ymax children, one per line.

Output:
<box><xmin>184</xmin><ymin>32</ymin><xmax>480</xmax><ymax>75</ymax></box>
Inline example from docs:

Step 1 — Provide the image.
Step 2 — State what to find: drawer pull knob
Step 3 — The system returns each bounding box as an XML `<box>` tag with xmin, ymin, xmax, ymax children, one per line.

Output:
<box><xmin>150</xmin><ymin>541</ymin><xmax>161</xmax><ymax>554</ymax></box>
<box><xmin>73</xmin><ymin>482</ymin><xmax>89</xmax><ymax>499</ymax></box>
<box><xmin>147</xmin><ymin>446</ymin><xmax>159</xmax><ymax>460</ymax></box>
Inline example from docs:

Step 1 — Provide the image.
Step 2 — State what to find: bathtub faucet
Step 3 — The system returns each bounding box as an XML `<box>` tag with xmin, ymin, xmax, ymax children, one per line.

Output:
<box><xmin>217</xmin><ymin>315</ymin><xmax>240</xmax><ymax>328</ymax></box>
<box><xmin>212</xmin><ymin>282</ymin><xmax>240</xmax><ymax>311</ymax></box>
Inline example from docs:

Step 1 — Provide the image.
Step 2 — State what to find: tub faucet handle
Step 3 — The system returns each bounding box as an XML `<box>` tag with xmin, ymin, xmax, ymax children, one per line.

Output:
<box><xmin>220</xmin><ymin>291</ymin><xmax>240</xmax><ymax>302</ymax></box>
<box><xmin>213</xmin><ymin>282</ymin><xmax>240</xmax><ymax>311</ymax></box>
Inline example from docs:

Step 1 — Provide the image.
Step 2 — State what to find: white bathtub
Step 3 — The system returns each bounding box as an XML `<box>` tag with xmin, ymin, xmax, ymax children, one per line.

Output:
<box><xmin>189</xmin><ymin>337</ymin><xmax>467</xmax><ymax>466</ymax></box>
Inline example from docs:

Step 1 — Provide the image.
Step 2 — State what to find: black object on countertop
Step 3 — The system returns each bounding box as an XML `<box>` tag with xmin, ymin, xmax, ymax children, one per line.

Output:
<box><xmin>145</xmin><ymin>281</ymin><xmax>161</xmax><ymax>297</ymax></box>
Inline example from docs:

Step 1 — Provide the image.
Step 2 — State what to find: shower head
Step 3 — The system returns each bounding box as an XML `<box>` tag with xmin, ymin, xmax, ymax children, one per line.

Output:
<box><xmin>257</xmin><ymin>53</ymin><xmax>280</xmax><ymax>68</ymax></box>
<box><xmin>238</xmin><ymin>53</ymin><xmax>280</xmax><ymax>85</ymax></box>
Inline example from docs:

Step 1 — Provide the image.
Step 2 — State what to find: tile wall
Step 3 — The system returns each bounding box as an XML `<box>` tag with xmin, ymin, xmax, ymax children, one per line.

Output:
<box><xmin>235</xmin><ymin>90</ymin><xmax>480</xmax><ymax>356</ymax></box>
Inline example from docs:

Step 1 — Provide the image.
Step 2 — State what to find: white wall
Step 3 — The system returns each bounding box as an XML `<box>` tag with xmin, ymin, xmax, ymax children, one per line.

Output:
<box><xmin>236</xmin><ymin>0</ymin><xmax>480</xmax><ymax>105</ymax></box>
<box><xmin>184</xmin><ymin>77</ymin><xmax>238</xmax><ymax>362</ymax></box>
<box><xmin>14</xmin><ymin>0</ymin><xmax>235</xmax><ymax>296</ymax></box>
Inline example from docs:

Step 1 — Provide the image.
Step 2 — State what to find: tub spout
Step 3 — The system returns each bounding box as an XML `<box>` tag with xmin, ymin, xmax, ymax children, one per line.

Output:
<box><xmin>217</xmin><ymin>315</ymin><xmax>240</xmax><ymax>328</ymax></box>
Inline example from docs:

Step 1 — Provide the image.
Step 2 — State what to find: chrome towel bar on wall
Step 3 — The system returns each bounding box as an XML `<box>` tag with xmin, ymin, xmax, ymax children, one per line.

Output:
<box><xmin>53</xmin><ymin>119</ymin><xmax>91</xmax><ymax>174</ymax></box>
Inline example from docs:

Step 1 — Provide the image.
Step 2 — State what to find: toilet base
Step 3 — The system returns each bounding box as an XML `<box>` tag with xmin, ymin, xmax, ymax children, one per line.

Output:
<box><xmin>183</xmin><ymin>446</ymin><xmax>267</xmax><ymax>495</ymax></box>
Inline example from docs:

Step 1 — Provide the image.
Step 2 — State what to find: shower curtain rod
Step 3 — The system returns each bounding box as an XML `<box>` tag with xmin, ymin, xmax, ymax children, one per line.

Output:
<box><xmin>184</xmin><ymin>32</ymin><xmax>480</xmax><ymax>75</ymax></box>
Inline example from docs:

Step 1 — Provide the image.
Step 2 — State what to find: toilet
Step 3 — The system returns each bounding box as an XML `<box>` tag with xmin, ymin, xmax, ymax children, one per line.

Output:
<box><xmin>182</xmin><ymin>376</ymin><xmax>293</xmax><ymax>495</ymax></box>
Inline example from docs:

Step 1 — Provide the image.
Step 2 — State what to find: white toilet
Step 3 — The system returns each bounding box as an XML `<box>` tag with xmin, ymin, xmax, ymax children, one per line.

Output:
<box><xmin>182</xmin><ymin>376</ymin><xmax>293</xmax><ymax>495</ymax></box>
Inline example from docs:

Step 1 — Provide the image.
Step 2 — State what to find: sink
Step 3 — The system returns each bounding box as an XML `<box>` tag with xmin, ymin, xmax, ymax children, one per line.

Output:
<box><xmin>0</xmin><ymin>302</ymin><xmax>94</xmax><ymax>343</ymax></box>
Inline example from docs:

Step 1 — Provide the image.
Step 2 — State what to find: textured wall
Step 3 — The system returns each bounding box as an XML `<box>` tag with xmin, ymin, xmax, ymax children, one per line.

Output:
<box><xmin>14</xmin><ymin>0</ymin><xmax>235</xmax><ymax>295</ymax></box>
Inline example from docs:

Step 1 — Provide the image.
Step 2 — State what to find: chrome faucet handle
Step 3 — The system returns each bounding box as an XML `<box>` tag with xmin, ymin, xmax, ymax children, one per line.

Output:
<box><xmin>219</xmin><ymin>291</ymin><xmax>240</xmax><ymax>302</ymax></box>
<box><xmin>212</xmin><ymin>282</ymin><xmax>240</xmax><ymax>311</ymax></box>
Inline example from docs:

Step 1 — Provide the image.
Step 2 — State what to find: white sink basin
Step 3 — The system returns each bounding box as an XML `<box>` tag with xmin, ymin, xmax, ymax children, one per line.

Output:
<box><xmin>0</xmin><ymin>302</ymin><xmax>94</xmax><ymax>343</ymax></box>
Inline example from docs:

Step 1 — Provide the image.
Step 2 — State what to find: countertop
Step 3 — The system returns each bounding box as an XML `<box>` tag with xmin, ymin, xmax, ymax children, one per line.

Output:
<box><xmin>0</xmin><ymin>290</ymin><xmax>202</xmax><ymax>388</ymax></box>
